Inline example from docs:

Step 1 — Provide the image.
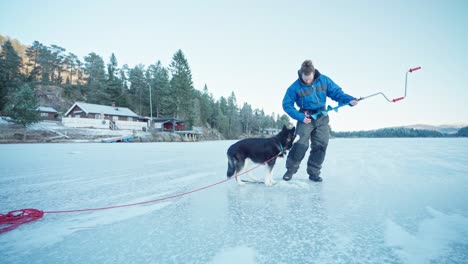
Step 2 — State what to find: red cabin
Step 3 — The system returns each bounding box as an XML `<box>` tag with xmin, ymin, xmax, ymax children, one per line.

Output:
<box><xmin>152</xmin><ymin>118</ymin><xmax>185</xmax><ymax>131</ymax></box>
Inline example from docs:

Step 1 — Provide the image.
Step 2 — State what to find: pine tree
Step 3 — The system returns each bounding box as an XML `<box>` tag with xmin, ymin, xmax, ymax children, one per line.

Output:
<box><xmin>84</xmin><ymin>52</ymin><xmax>107</xmax><ymax>104</ymax></box>
<box><xmin>169</xmin><ymin>50</ymin><xmax>194</xmax><ymax>121</ymax></box>
<box><xmin>107</xmin><ymin>53</ymin><xmax>118</xmax><ymax>81</ymax></box>
<box><xmin>50</xmin><ymin>45</ymin><xmax>66</xmax><ymax>84</ymax></box>
<box><xmin>0</xmin><ymin>40</ymin><xmax>23</xmax><ymax>111</ymax></box>
<box><xmin>106</xmin><ymin>53</ymin><xmax>124</xmax><ymax>106</ymax></box>
<box><xmin>3</xmin><ymin>84</ymin><xmax>41</xmax><ymax>141</ymax></box>
<box><xmin>84</xmin><ymin>52</ymin><xmax>106</xmax><ymax>84</ymax></box>
<box><xmin>64</xmin><ymin>52</ymin><xmax>79</xmax><ymax>84</ymax></box>
<box><xmin>252</xmin><ymin>109</ymin><xmax>268</xmax><ymax>133</ymax></box>
<box><xmin>227</xmin><ymin>92</ymin><xmax>240</xmax><ymax>138</ymax></box>
<box><xmin>36</xmin><ymin>44</ymin><xmax>53</xmax><ymax>83</ymax></box>
<box><xmin>240</xmin><ymin>102</ymin><xmax>253</xmax><ymax>134</ymax></box>
<box><xmin>148</xmin><ymin>61</ymin><xmax>171</xmax><ymax>117</ymax></box>
<box><xmin>128</xmin><ymin>65</ymin><xmax>147</xmax><ymax>115</ymax></box>
<box><xmin>76</xmin><ymin>59</ymin><xmax>84</xmax><ymax>84</ymax></box>
<box><xmin>0</xmin><ymin>40</ymin><xmax>23</xmax><ymax>82</ymax></box>
<box><xmin>25</xmin><ymin>41</ymin><xmax>42</xmax><ymax>81</ymax></box>
<box><xmin>213</xmin><ymin>101</ymin><xmax>229</xmax><ymax>136</ymax></box>
<box><xmin>276</xmin><ymin>114</ymin><xmax>291</xmax><ymax>129</ymax></box>
<box><xmin>115</xmin><ymin>65</ymin><xmax>130</xmax><ymax>107</ymax></box>
<box><xmin>199</xmin><ymin>84</ymin><xmax>214</xmax><ymax>126</ymax></box>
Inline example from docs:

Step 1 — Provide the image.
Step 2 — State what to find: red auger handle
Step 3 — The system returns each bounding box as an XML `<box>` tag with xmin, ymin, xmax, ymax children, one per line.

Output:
<box><xmin>409</xmin><ymin>66</ymin><xmax>421</xmax><ymax>73</ymax></box>
<box><xmin>392</xmin><ymin>97</ymin><xmax>405</xmax><ymax>102</ymax></box>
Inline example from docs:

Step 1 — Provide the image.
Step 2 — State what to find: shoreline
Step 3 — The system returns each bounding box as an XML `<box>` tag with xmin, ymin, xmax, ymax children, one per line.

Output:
<box><xmin>0</xmin><ymin>121</ymin><xmax>223</xmax><ymax>144</ymax></box>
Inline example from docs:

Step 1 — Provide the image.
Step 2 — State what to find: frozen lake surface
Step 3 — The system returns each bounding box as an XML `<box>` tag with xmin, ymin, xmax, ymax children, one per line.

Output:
<box><xmin>1</xmin><ymin>138</ymin><xmax>468</xmax><ymax>263</ymax></box>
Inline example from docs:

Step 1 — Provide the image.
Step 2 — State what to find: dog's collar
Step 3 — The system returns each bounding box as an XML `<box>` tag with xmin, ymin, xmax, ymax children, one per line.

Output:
<box><xmin>278</xmin><ymin>143</ymin><xmax>284</xmax><ymax>154</ymax></box>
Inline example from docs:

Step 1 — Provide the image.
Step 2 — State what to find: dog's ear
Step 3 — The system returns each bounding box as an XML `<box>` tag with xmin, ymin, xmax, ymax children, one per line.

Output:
<box><xmin>282</xmin><ymin>125</ymin><xmax>287</xmax><ymax>131</ymax></box>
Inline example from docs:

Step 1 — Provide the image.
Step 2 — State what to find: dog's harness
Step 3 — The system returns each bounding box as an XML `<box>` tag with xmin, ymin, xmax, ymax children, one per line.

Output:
<box><xmin>277</xmin><ymin>142</ymin><xmax>287</xmax><ymax>157</ymax></box>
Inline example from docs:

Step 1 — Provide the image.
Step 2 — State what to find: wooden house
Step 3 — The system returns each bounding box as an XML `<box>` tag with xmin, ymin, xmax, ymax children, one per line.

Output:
<box><xmin>36</xmin><ymin>106</ymin><xmax>58</xmax><ymax>121</ymax></box>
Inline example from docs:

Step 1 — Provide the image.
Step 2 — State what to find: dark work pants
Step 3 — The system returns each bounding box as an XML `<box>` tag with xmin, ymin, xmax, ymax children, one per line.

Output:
<box><xmin>286</xmin><ymin>115</ymin><xmax>330</xmax><ymax>177</ymax></box>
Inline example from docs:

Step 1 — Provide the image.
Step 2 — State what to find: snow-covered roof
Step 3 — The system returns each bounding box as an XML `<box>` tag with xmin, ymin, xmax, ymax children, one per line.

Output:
<box><xmin>64</xmin><ymin>102</ymin><xmax>140</xmax><ymax>118</ymax></box>
<box><xmin>37</xmin><ymin>106</ymin><xmax>58</xmax><ymax>113</ymax></box>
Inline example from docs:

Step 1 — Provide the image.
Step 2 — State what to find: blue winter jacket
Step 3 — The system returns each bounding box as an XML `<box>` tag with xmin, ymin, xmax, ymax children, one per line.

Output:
<box><xmin>282</xmin><ymin>69</ymin><xmax>356</xmax><ymax>122</ymax></box>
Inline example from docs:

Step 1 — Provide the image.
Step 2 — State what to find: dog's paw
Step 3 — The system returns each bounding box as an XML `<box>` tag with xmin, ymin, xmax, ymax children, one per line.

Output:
<box><xmin>265</xmin><ymin>180</ymin><xmax>275</xmax><ymax>187</ymax></box>
<box><xmin>236</xmin><ymin>179</ymin><xmax>246</xmax><ymax>186</ymax></box>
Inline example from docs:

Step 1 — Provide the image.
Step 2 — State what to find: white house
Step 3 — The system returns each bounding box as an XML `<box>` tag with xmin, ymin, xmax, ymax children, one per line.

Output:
<box><xmin>62</xmin><ymin>102</ymin><xmax>147</xmax><ymax>131</ymax></box>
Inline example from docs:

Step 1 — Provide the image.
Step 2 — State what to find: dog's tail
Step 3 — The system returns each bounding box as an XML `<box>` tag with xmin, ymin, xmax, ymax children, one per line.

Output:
<box><xmin>227</xmin><ymin>154</ymin><xmax>237</xmax><ymax>178</ymax></box>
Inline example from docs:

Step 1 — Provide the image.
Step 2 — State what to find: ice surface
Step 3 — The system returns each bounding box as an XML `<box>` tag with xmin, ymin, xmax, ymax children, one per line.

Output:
<box><xmin>385</xmin><ymin>207</ymin><xmax>468</xmax><ymax>263</ymax></box>
<box><xmin>1</xmin><ymin>138</ymin><xmax>468</xmax><ymax>263</ymax></box>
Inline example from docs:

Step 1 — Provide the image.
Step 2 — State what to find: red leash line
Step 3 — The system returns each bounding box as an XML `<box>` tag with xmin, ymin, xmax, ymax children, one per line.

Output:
<box><xmin>46</xmin><ymin>153</ymin><xmax>280</xmax><ymax>214</ymax></box>
<box><xmin>0</xmin><ymin>153</ymin><xmax>281</xmax><ymax>234</ymax></box>
<box><xmin>45</xmin><ymin>177</ymin><xmax>233</xmax><ymax>214</ymax></box>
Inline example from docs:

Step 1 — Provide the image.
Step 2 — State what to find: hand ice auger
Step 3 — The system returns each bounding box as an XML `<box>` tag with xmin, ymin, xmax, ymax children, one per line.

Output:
<box><xmin>309</xmin><ymin>66</ymin><xmax>421</xmax><ymax>120</ymax></box>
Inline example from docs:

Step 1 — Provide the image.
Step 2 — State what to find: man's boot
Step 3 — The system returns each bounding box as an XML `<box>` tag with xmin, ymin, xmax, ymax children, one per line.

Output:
<box><xmin>283</xmin><ymin>171</ymin><xmax>294</xmax><ymax>181</ymax></box>
<box><xmin>309</xmin><ymin>174</ymin><xmax>323</xmax><ymax>182</ymax></box>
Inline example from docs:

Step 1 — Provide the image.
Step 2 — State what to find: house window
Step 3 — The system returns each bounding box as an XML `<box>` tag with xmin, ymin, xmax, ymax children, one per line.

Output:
<box><xmin>74</xmin><ymin>115</ymin><xmax>80</xmax><ymax>118</ymax></box>
<box><xmin>113</xmin><ymin>116</ymin><xmax>118</xmax><ymax>121</ymax></box>
<box><xmin>127</xmin><ymin>117</ymin><xmax>133</xmax><ymax>121</ymax></box>
<box><xmin>40</xmin><ymin>113</ymin><xmax>48</xmax><ymax>117</ymax></box>
<box><xmin>95</xmin><ymin>114</ymin><xmax>101</xmax><ymax>119</ymax></box>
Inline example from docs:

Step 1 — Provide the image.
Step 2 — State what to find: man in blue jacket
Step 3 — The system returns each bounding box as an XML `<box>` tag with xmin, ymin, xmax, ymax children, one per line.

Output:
<box><xmin>282</xmin><ymin>60</ymin><xmax>358</xmax><ymax>182</ymax></box>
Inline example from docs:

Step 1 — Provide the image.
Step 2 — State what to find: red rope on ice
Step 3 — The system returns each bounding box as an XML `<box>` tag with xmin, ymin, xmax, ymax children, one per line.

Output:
<box><xmin>0</xmin><ymin>153</ymin><xmax>281</xmax><ymax>234</ymax></box>
<box><xmin>0</xmin><ymin>208</ymin><xmax>44</xmax><ymax>234</ymax></box>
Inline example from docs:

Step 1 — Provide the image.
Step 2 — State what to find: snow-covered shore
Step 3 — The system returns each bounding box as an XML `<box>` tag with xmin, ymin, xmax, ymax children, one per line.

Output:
<box><xmin>0</xmin><ymin>119</ymin><xmax>208</xmax><ymax>143</ymax></box>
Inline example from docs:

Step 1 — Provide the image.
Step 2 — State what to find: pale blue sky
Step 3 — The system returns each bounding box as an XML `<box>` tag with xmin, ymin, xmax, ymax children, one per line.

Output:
<box><xmin>1</xmin><ymin>0</ymin><xmax>467</xmax><ymax>131</ymax></box>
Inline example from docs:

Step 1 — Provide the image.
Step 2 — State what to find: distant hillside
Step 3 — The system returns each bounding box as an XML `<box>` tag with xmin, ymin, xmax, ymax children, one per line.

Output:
<box><xmin>332</xmin><ymin>127</ymin><xmax>445</xmax><ymax>138</ymax></box>
<box><xmin>398</xmin><ymin>123</ymin><xmax>468</xmax><ymax>134</ymax></box>
<box><xmin>332</xmin><ymin>124</ymin><xmax>468</xmax><ymax>138</ymax></box>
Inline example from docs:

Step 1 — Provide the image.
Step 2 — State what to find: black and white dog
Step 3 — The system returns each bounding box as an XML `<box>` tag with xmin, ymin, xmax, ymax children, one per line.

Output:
<box><xmin>226</xmin><ymin>125</ymin><xmax>296</xmax><ymax>186</ymax></box>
